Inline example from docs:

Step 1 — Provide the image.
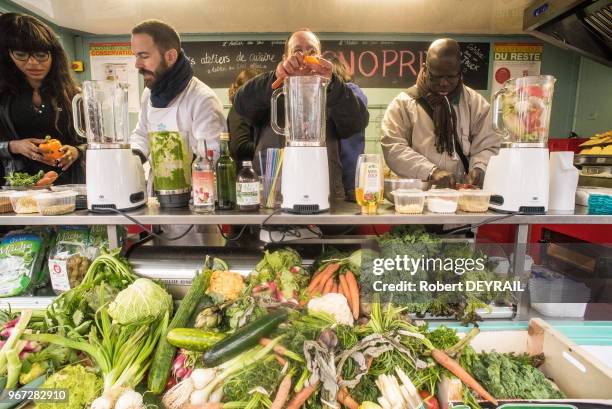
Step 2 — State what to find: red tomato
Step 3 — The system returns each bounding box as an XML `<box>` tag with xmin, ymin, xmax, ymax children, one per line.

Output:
<box><xmin>527</xmin><ymin>110</ymin><xmax>542</xmax><ymax>132</ymax></box>
<box><xmin>419</xmin><ymin>390</ymin><xmax>441</xmax><ymax>409</ymax></box>
<box><xmin>525</xmin><ymin>85</ymin><xmax>544</xmax><ymax>97</ymax></box>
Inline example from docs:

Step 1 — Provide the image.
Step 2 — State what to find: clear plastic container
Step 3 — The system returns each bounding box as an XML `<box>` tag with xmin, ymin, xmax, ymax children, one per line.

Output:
<box><xmin>426</xmin><ymin>189</ymin><xmax>459</xmax><ymax>214</ymax></box>
<box><xmin>9</xmin><ymin>191</ymin><xmax>40</xmax><ymax>214</ymax></box>
<box><xmin>384</xmin><ymin>178</ymin><xmax>429</xmax><ymax>202</ymax></box>
<box><xmin>35</xmin><ymin>190</ymin><xmax>77</xmax><ymax>215</ymax></box>
<box><xmin>51</xmin><ymin>184</ymin><xmax>87</xmax><ymax>210</ymax></box>
<box><xmin>51</xmin><ymin>184</ymin><xmax>87</xmax><ymax>196</ymax></box>
<box><xmin>392</xmin><ymin>189</ymin><xmax>426</xmax><ymax>214</ymax></box>
<box><xmin>457</xmin><ymin>189</ymin><xmax>491</xmax><ymax>213</ymax></box>
<box><xmin>0</xmin><ymin>190</ymin><xmax>14</xmax><ymax>213</ymax></box>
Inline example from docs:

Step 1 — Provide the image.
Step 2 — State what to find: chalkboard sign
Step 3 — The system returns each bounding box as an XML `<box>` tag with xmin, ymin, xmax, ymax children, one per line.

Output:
<box><xmin>183</xmin><ymin>40</ymin><xmax>490</xmax><ymax>90</ymax></box>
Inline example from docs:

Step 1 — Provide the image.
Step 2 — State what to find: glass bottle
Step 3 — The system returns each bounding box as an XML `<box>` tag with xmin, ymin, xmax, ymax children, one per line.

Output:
<box><xmin>236</xmin><ymin>161</ymin><xmax>260</xmax><ymax>212</ymax></box>
<box><xmin>192</xmin><ymin>139</ymin><xmax>215</xmax><ymax>213</ymax></box>
<box><xmin>216</xmin><ymin>133</ymin><xmax>236</xmax><ymax>210</ymax></box>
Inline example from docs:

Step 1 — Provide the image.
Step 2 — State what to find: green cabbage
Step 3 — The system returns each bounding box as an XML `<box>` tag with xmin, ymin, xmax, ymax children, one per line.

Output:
<box><xmin>108</xmin><ymin>278</ymin><xmax>173</xmax><ymax>325</ymax></box>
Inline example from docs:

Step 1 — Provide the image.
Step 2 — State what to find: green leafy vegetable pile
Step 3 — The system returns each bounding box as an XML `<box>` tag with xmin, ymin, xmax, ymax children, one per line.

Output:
<box><xmin>5</xmin><ymin>170</ymin><xmax>44</xmax><ymax>187</ymax></box>
<box><xmin>469</xmin><ymin>351</ymin><xmax>565</xmax><ymax>399</ymax></box>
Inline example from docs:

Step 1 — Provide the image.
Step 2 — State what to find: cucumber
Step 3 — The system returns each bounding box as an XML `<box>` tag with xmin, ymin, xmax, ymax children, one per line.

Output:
<box><xmin>203</xmin><ymin>309</ymin><xmax>288</xmax><ymax>368</ymax></box>
<box><xmin>148</xmin><ymin>270</ymin><xmax>211</xmax><ymax>394</ymax></box>
<box><xmin>167</xmin><ymin>328</ymin><xmax>225</xmax><ymax>351</ymax></box>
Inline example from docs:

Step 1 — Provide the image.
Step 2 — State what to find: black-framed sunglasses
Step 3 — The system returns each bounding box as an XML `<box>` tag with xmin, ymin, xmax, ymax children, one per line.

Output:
<box><xmin>10</xmin><ymin>50</ymin><xmax>51</xmax><ymax>62</ymax></box>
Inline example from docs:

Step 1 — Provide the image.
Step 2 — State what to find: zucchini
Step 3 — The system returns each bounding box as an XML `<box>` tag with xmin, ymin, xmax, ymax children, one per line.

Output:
<box><xmin>148</xmin><ymin>270</ymin><xmax>211</xmax><ymax>394</ymax></box>
<box><xmin>167</xmin><ymin>328</ymin><xmax>225</xmax><ymax>351</ymax></box>
<box><xmin>203</xmin><ymin>309</ymin><xmax>288</xmax><ymax>367</ymax></box>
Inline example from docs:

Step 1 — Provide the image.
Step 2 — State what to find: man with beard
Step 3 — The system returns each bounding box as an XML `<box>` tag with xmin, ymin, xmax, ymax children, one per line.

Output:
<box><xmin>381</xmin><ymin>38</ymin><xmax>499</xmax><ymax>188</ymax></box>
<box><xmin>130</xmin><ymin>19</ymin><xmax>225</xmax><ymax>163</ymax></box>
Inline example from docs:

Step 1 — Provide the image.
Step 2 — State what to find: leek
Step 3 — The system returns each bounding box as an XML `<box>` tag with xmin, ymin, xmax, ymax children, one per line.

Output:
<box><xmin>24</xmin><ymin>307</ymin><xmax>168</xmax><ymax>398</ymax></box>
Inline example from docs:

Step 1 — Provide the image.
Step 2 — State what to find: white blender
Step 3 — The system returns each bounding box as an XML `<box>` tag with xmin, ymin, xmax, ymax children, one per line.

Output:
<box><xmin>72</xmin><ymin>81</ymin><xmax>147</xmax><ymax>212</ymax></box>
<box><xmin>271</xmin><ymin>75</ymin><xmax>330</xmax><ymax>214</ymax></box>
<box><xmin>484</xmin><ymin>75</ymin><xmax>556</xmax><ymax>214</ymax></box>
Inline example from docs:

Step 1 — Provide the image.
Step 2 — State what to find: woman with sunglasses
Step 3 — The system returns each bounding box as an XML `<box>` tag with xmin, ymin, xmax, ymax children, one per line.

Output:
<box><xmin>0</xmin><ymin>13</ymin><xmax>84</xmax><ymax>186</ymax></box>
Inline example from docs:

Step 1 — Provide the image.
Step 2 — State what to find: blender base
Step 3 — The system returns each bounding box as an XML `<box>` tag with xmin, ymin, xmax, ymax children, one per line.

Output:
<box><xmin>484</xmin><ymin>147</ymin><xmax>549</xmax><ymax>213</ymax></box>
<box><xmin>86</xmin><ymin>148</ymin><xmax>147</xmax><ymax>212</ymax></box>
<box><xmin>281</xmin><ymin>146</ymin><xmax>330</xmax><ymax>214</ymax></box>
<box><xmin>157</xmin><ymin>192</ymin><xmax>191</xmax><ymax>208</ymax></box>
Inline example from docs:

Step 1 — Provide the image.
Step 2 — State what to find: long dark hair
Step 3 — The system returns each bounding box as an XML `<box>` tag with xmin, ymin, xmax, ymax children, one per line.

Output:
<box><xmin>0</xmin><ymin>13</ymin><xmax>79</xmax><ymax>127</ymax></box>
<box><xmin>228</xmin><ymin>68</ymin><xmax>262</xmax><ymax>104</ymax></box>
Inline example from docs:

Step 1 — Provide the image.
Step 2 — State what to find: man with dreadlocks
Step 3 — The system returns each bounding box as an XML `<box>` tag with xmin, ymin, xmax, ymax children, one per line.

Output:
<box><xmin>381</xmin><ymin>38</ymin><xmax>500</xmax><ymax>188</ymax></box>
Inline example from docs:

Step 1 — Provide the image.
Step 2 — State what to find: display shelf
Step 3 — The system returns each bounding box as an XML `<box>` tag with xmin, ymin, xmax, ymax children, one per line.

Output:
<box><xmin>0</xmin><ymin>201</ymin><xmax>610</xmax><ymax>226</ymax></box>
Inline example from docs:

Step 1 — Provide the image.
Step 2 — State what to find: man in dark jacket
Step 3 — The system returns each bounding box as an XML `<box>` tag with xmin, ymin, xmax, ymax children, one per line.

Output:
<box><xmin>233</xmin><ymin>29</ymin><xmax>369</xmax><ymax>199</ymax></box>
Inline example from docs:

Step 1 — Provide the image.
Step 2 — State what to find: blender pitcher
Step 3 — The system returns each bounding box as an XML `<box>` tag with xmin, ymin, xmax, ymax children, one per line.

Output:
<box><xmin>492</xmin><ymin>75</ymin><xmax>556</xmax><ymax>146</ymax></box>
<box><xmin>71</xmin><ymin>80</ymin><xmax>147</xmax><ymax>211</ymax></box>
<box><xmin>148</xmin><ymin>131</ymin><xmax>192</xmax><ymax>208</ymax></box>
<box><xmin>72</xmin><ymin>80</ymin><xmax>129</xmax><ymax>145</ymax></box>
<box><xmin>271</xmin><ymin>75</ymin><xmax>329</xmax><ymax>146</ymax></box>
<box><xmin>271</xmin><ymin>75</ymin><xmax>331</xmax><ymax>213</ymax></box>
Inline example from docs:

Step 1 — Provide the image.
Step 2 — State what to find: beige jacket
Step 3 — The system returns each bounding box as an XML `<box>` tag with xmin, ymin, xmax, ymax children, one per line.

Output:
<box><xmin>381</xmin><ymin>85</ymin><xmax>500</xmax><ymax>181</ymax></box>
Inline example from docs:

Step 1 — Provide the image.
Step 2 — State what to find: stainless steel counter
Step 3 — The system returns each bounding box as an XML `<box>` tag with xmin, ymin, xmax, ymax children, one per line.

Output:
<box><xmin>1</xmin><ymin>201</ymin><xmax>610</xmax><ymax>226</ymax></box>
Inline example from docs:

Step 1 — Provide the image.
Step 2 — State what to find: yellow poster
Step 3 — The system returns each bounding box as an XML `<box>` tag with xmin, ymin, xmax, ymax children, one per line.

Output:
<box><xmin>492</xmin><ymin>43</ymin><xmax>543</xmax><ymax>94</ymax></box>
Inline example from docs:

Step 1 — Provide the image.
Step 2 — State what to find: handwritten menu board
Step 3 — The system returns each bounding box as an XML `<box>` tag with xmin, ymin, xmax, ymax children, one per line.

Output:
<box><xmin>183</xmin><ymin>40</ymin><xmax>490</xmax><ymax>90</ymax></box>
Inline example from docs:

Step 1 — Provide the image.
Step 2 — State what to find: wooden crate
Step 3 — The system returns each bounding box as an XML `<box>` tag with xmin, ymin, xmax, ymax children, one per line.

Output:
<box><xmin>468</xmin><ymin>318</ymin><xmax>612</xmax><ymax>400</ymax></box>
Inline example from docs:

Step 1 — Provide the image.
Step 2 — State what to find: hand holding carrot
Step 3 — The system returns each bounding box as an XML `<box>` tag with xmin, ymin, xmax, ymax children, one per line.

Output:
<box><xmin>272</xmin><ymin>53</ymin><xmax>332</xmax><ymax>89</ymax></box>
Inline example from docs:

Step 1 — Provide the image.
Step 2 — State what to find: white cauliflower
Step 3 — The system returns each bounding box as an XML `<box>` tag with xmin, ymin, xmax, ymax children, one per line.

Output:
<box><xmin>307</xmin><ymin>293</ymin><xmax>354</xmax><ymax>326</ymax></box>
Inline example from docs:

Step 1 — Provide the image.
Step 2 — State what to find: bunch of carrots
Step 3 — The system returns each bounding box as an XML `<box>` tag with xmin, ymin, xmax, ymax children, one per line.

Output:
<box><xmin>306</xmin><ymin>262</ymin><xmax>360</xmax><ymax>320</ymax></box>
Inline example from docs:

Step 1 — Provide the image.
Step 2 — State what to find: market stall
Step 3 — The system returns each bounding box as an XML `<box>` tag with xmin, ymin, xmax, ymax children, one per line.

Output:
<box><xmin>1</xmin><ymin>0</ymin><xmax>612</xmax><ymax>408</ymax></box>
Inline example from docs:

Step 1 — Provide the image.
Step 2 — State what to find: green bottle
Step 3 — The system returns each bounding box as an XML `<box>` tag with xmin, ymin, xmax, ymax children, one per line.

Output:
<box><xmin>216</xmin><ymin>132</ymin><xmax>236</xmax><ymax>210</ymax></box>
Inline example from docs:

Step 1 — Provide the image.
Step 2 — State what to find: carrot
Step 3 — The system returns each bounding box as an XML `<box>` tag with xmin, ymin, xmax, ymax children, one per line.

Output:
<box><xmin>322</xmin><ymin>277</ymin><xmax>334</xmax><ymax>295</ymax></box>
<box><xmin>35</xmin><ymin>178</ymin><xmax>53</xmax><ymax>187</ymax></box>
<box><xmin>344</xmin><ymin>271</ymin><xmax>360</xmax><ymax>319</ymax></box>
<box><xmin>331</xmin><ymin>281</ymin><xmax>338</xmax><ymax>294</ymax></box>
<box><xmin>271</xmin><ymin>373</ymin><xmax>293</xmax><ymax>409</ymax></box>
<box><xmin>307</xmin><ymin>263</ymin><xmax>340</xmax><ymax>293</ymax></box>
<box><xmin>35</xmin><ymin>171</ymin><xmax>59</xmax><ymax>187</ymax></box>
<box><xmin>338</xmin><ymin>274</ymin><xmax>353</xmax><ymax>311</ymax></box>
<box><xmin>366</xmin><ymin>356</ymin><xmax>374</xmax><ymax>371</ymax></box>
<box><xmin>337</xmin><ymin>387</ymin><xmax>359</xmax><ymax>409</ymax></box>
<box><xmin>303</xmin><ymin>55</ymin><xmax>321</xmax><ymax>65</ymax></box>
<box><xmin>274</xmin><ymin>353</ymin><xmax>287</xmax><ymax>366</ymax></box>
<box><xmin>271</xmin><ymin>77</ymin><xmax>284</xmax><ymax>90</ymax></box>
<box><xmin>311</xmin><ymin>279</ymin><xmax>327</xmax><ymax>296</ymax></box>
<box><xmin>431</xmin><ymin>349</ymin><xmax>498</xmax><ymax>406</ymax></box>
<box><xmin>260</xmin><ymin>337</ymin><xmax>292</xmax><ymax>356</ymax></box>
<box><xmin>308</xmin><ymin>263</ymin><xmax>339</xmax><ymax>291</ymax></box>
<box><xmin>286</xmin><ymin>381</ymin><xmax>319</xmax><ymax>409</ymax></box>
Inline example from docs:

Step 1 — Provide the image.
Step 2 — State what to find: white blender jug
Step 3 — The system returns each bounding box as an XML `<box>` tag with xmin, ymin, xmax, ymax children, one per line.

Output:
<box><xmin>72</xmin><ymin>80</ymin><xmax>146</xmax><ymax>211</ymax></box>
<box><xmin>271</xmin><ymin>75</ymin><xmax>330</xmax><ymax>213</ymax></box>
<box><xmin>483</xmin><ymin>75</ymin><xmax>556</xmax><ymax>213</ymax></box>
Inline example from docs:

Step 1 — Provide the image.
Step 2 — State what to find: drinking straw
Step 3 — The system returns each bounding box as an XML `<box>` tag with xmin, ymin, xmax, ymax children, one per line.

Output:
<box><xmin>267</xmin><ymin>149</ymin><xmax>284</xmax><ymax>208</ymax></box>
<box><xmin>258</xmin><ymin>150</ymin><xmax>264</xmax><ymax>177</ymax></box>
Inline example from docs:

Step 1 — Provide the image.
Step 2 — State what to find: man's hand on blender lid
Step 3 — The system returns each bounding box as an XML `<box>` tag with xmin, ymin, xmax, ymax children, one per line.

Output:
<box><xmin>430</xmin><ymin>168</ymin><xmax>456</xmax><ymax>189</ymax></box>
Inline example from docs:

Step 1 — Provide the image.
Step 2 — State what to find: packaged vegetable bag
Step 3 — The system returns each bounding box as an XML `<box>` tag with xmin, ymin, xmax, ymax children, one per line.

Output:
<box><xmin>0</xmin><ymin>230</ymin><xmax>49</xmax><ymax>297</ymax></box>
<box><xmin>48</xmin><ymin>225</ymin><xmax>125</xmax><ymax>294</ymax></box>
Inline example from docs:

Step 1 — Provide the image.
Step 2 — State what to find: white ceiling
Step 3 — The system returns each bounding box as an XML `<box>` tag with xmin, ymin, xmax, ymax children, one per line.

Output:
<box><xmin>13</xmin><ymin>0</ymin><xmax>533</xmax><ymax>35</ymax></box>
